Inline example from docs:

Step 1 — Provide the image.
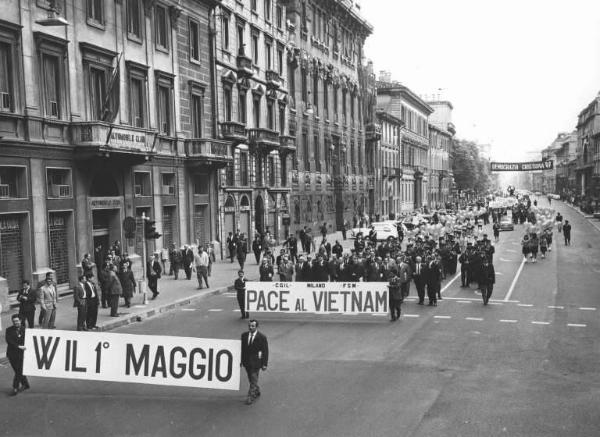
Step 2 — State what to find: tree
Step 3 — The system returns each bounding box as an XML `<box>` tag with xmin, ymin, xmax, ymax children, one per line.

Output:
<box><xmin>452</xmin><ymin>139</ymin><xmax>492</xmax><ymax>193</ymax></box>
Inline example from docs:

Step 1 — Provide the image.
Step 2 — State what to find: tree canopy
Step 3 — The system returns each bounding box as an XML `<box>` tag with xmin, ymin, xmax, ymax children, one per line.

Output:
<box><xmin>452</xmin><ymin>139</ymin><xmax>492</xmax><ymax>193</ymax></box>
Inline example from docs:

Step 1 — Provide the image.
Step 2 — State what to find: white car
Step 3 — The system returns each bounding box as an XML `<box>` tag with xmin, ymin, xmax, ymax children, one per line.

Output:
<box><xmin>350</xmin><ymin>222</ymin><xmax>399</xmax><ymax>241</ymax></box>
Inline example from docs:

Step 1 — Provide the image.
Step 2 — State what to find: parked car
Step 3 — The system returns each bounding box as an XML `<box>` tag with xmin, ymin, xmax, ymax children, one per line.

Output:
<box><xmin>349</xmin><ymin>222</ymin><xmax>399</xmax><ymax>241</ymax></box>
<box><xmin>499</xmin><ymin>216</ymin><xmax>514</xmax><ymax>231</ymax></box>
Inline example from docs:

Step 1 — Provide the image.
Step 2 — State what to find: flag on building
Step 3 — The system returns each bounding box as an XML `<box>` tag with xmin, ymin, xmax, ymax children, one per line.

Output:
<box><xmin>102</xmin><ymin>52</ymin><xmax>122</xmax><ymax>123</ymax></box>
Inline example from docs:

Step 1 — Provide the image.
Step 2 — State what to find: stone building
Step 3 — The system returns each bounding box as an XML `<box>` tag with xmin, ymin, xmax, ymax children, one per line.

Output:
<box><xmin>0</xmin><ymin>0</ymin><xmax>224</xmax><ymax>309</ymax></box>
<box><xmin>426</xmin><ymin>100</ymin><xmax>455</xmax><ymax>208</ymax></box>
<box><xmin>554</xmin><ymin>131</ymin><xmax>577</xmax><ymax>198</ymax></box>
<box><xmin>576</xmin><ymin>95</ymin><xmax>600</xmax><ymax>210</ymax></box>
<box><xmin>283</xmin><ymin>0</ymin><xmax>375</xmax><ymax>232</ymax></box>
<box><xmin>374</xmin><ymin>110</ymin><xmax>402</xmax><ymax>219</ymax></box>
<box><xmin>376</xmin><ymin>75</ymin><xmax>433</xmax><ymax>213</ymax></box>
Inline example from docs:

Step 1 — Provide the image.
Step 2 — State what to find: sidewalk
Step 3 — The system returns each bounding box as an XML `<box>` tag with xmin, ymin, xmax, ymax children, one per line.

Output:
<box><xmin>560</xmin><ymin>201</ymin><xmax>600</xmax><ymax>232</ymax></box>
<box><xmin>0</xmin><ymin>230</ymin><xmax>351</xmax><ymax>364</ymax></box>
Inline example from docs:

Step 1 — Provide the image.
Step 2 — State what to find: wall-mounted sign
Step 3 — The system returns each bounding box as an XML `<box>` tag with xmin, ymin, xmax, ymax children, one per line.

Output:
<box><xmin>109</xmin><ymin>128</ymin><xmax>151</xmax><ymax>151</ymax></box>
<box><xmin>89</xmin><ymin>197</ymin><xmax>123</xmax><ymax>210</ymax></box>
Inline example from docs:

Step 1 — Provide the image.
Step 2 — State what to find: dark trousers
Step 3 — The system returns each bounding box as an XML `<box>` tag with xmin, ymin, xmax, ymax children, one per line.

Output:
<box><xmin>38</xmin><ymin>308</ymin><xmax>45</xmax><ymax>326</ymax></box>
<box><xmin>8</xmin><ymin>356</ymin><xmax>29</xmax><ymax>390</ymax></box>
<box><xmin>229</xmin><ymin>248</ymin><xmax>236</xmax><ymax>263</ymax></box>
<box><xmin>101</xmin><ymin>288</ymin><xmax>109</xmax><ymax>308</ymax></box>
<box><xmin>564</xmin><ymin>234</ymin><xmax>570</xmax><ymax>245</ymax></box>
<box><xmin>390</xmin><ymin>299</ymin><xmax>402</xmax><ymax>320</ymax></box>
<box><xmin>148</xmin><ymin>277</ymin><xmax>158</xmax><ymax>297</ymax></box>
<box><xmin>76</xmin><ymin>301</ymin><xmax>88</xmax><ymax>330</ymax></box>
<box><xmin>245</xmin><ymin>367</ymin><xmax>261</xmax><ymax>400</ymax></box>
<box><xmin>197</xmin><ymin>266</ymin><xmax>209</xmax><ymax>288</ymax></box>
<box><xmin>238</xmin><ymin>256</ymin><xmax>246</xmax><ymax>271</ymax></box>
<box><xmin>184</xmin><ymin>264</ymin><xmax>192</xmax><ymax>280</ymax></box>
<box><xmin>109</xmin><ymin>295</ymin><xmax>120</xmax><ymax>316</ymax></box>
<box><xmin>237</xmin><ymin>291</ymin><xmax>248</xmax><ymax>318</ymax></box>
<box><xmin>342</xmin><ymin>229</ymin><xmax>347</xmax><ymax>240</ymax></box>
<box><xmin>19</xmin><ymin>310</ymin><xmax>35</xmax><ymax>328</ymax></box>
<box><xmin>86</xmin><ymin>299</ymin><xmax>99</xmax><ymax>328</ymax></box>
<box><xmin>482</xmin><ymin>284</ymin><xmax>493</xmax><ymax>304</ymax></box>
<box><xmin>461</xmin><ymin>266</ymin><xmax>470</xmax><ymax>286</ymax></box>
<box><xmin>427</xmin><ymin>283</ymin><xmax>439</xmax><ymax>304</ymax></box>
<box><xmin>414</xmin><ymin>277</ymin><xmax>425</xmax><ymax>303</ymax></box>
<box><xmin>400</xmin><ymin>282</ymin><xmax>410</xmax><ymax>298</ymax></box>
<box><xmin>254</xmin><ymin>251</ymin><xmax>261</xmax><ymax>264</ymax></box>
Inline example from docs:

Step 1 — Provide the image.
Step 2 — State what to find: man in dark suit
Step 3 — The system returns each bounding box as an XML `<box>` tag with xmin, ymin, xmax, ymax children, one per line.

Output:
<box><xmin>85</xmin><ymin>273</ymin><xmax>100</xmax><ymax>330</ymax></box>
<box><xmin>183</xmin><ymin>245</ymin><xmax>194</xmax><ymax>280</ymax></box>
<box><xmin>412</xmin><ymin>256</ymin><xmax>427</xmax><ymax>305</ymax></box>
<box><xmin>5</xmin><ymin>314</ymin><xmax>30</xmax><ymax>396</ymax></box>
<box><xmin>73</xmin><ymin>275</ymin><xmax>88</xmax><ymax>331</ymax></box>
<box><xmin>241</xmin><ymin>320</ymin><xmax>269</xmax><ymax>405</ymax></box>
<box><xmin>479</xmin><ymin>257</ymin><xmax>496</xmax><ymax>305</ymax></box>
<box><xmin>147</xmin><ymin>254</ymin><xmax>162</xmax><ymax>300</ymax></box>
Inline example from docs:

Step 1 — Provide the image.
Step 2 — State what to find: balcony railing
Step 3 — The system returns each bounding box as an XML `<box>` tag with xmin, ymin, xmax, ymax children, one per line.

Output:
<box><xmin>266</xmin><ymin>69</ymin><xmax>283</xmax><ymax>89</ymax></box>
<box><xmin>279</xmin><ymin>135</ymin><xmax>296</xmax><ymax>156</ymax></box>
<box><xmin>248</xmin><ymin>128</ymin><xmax>280</xmax><ymax>153</ymax></box>
<box><xmin>185</xmin><ymin>139</ymin><xmax>233</xmax><ymax>168</ymax></box>
<box><xmin>237</xmin><ymin>54</ymin><xmax>254</xmax><ymax>77</ymax></box>
<box><xmin>71</xmin><ymin>122</ymin><xmax>154</xmax><ymax>153</ymax></box>
<box><xmin>365</xmin><ymin>122</ymin><xmax>382</xmax><ymax>141</ymax></box>
<box><xmin>220</xmin><ymin>121</ymin><xmax>247</xmax><ymax>142</ymax></box>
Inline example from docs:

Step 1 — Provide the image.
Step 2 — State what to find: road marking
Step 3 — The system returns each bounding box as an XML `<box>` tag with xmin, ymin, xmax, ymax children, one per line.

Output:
<box><xmin>531</xmin><ymin>321</ymin><xmax>550</xmax><ymax>325</ymax></box>
<box><xmin>518</xmin><ymin>304</ymin><xmax>533</xmax><ymax>307</ymax></box>
<box><xmin>133</xmin><ymin>305</ymin><xmax>147</xmax><ymax>308</ymax></box>
<box><xmin>403</xmin><ymin>314</ymin><xmax>420</xmax><ymax>318</ymax></box>
<box><xmin>579</xmin><ymin>307</ymin><xmax>597</xmax><ymax>311</ymax></box>
<box><xmin>496</xmin><ymin>272</ymin><xmax>503</xmax><ymax>275</ymax></box>
<box><xmin>208</xmin><ymin>309</ymin><xmax>223</xmax><ymax>312</ymax></box>
<box><xmin>440</xmin><ymin>272</ymin><xmax>461</xmax><ymax>293</ymax></box>
<box><xmin>567</xmin><ymin>323</ymin><xmax>587</xmax><ymax>328</ymax></box>
<box><xmin>457</xmin><ymin>300</ymin><xmax>471</xmax><ymax>303</ymax></box>
<box><xmin>434</xmin><ymin>315</ymin><xmax>451</xmax><ymax>319</ymax></box>
<box><xmin>465</xmin><ymin>317</ymin><xmax>483</xmax><ymax>321</ymax></box>
<box><xmin>500</xmin><ymin>319</ymin><xmax>518</xmax><ymax>323</ymax></box>
<box><xmin>504</xmin><ymin>258</ymin><xmax>526</xmax><ymax>301</ymax></box>
<box><xmin>499</xmin><ymin>258</ymin><xmax>512</xmax><ymax>262</ymax></box>
<box><xmin>506</xmin><ymin>249</ymin><xmax>518</xmax><ymax>253</ymax></box>
<box><xmin>232</xmin><ymin>309</ymin><xmax>240</xmax><ymax>312</ymax></box>
<box><xmin>548</xmin><ymin>305</ymin><xmax>564</xmax><ymax>309</ymax></box>
<box><xmin>223</xmin><ymin>292</ymin><xmax>236</xmax><ymax>296</ymax></box>
<box><xmin>372</xmin><ymin>314</ymin><xmax>388</xmax><ymax>317</ymax></box>
<box><xmin>488</xmin><ymin>302</ymin><xmax>503</xmax><ymax>305</ymax></box>
<box><xmin>181</xmin><ymin>308</ymin><xmax>196</xmax><ymax>312</ymax></box>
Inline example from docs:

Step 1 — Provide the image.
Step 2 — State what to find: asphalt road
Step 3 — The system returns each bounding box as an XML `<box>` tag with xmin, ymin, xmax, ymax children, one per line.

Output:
<box><xmin>2</xmin><ymin>200</ymin><xmax>599</xmax><ymax>437</ymax></box>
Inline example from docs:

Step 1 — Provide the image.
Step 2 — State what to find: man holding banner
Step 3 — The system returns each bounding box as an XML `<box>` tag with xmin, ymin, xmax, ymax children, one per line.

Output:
<box><xmin>5</xmin><ymin>314</ymin><xmax>30</xmax><ymax>395</ymax></box>
<box><xmin>241</xmin><ymin>320</ymin><xmax>268</xmax><ymax>405</ymax></box>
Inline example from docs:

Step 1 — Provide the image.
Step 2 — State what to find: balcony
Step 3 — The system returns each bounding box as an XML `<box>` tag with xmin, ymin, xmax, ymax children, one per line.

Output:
<box><xmin>266</xmin><ymin>70</ymin><xmax>283</xmax><ymax>89</ymax></box>
<box><xmin>237</xmin><ymin>54</ymin><xmax>254</xmax><ymax>78</ymax></box>
<box><xmin>279</xmin><ymin>135</ymin><xmax>296</xmax><ymax>157</ymax></box>
<box><xmin>248</xmin><ymin>128</ymin><xmax>280</xmax><ymax>154</ymax></box>
<box><xmin>382</xmin><ymin>167</ymin><xmax>401</xmax><ymax>179</ymax></box>
<box><xmin>71</xmin><ymin>122</ymin><xmax>155</xmax><ymax>164</ymax></box>
<box><xmin>288</xmin><ymin>118</ymin><xmax>297</xmax><ymax>135</ymax></box>
<box><xmin>184</xmin><ymin>139</ymin><xmax>233</xmax><ymax>169</ymax></box>
<box><xmin>220</xmin><ymin>121</ymin><xmax>247</xmax><ymax>144</ymax></box>
<box><xmin>365</xmin><ymin>122</ymin><xmax>382</xmax><ymax>141</ymax></box>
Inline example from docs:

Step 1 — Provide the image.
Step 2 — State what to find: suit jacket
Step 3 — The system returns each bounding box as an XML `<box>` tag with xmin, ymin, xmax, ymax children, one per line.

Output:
<box><xmin>278</xmin><ymin>262</ymin><xmax>294</xmax><ymax>281</ymax></box>
<box><xmin>85</xmin><ymin>281</ymin><xmax>100</xmax><ymax>305</ymax></box>
<box><xmin>241</xmin><ymin>331</ymin><xmax>269</xmax><ymax>370</ymax></box>
<box><xmin>73</xmin><ymin>282</ymin><xmax>87</xmax><ymax>307</ymax></box>
<box><xmin>479</xmin><ymin>264</ymin><xmax>496</xmax><ymax>286</ymax></box>
<box><xmin>37</xmin><ymin>283</ymin><xmax>58</xmax><ymax>309</ymax></box>
<box><xmin>5</xmin><ymin>325</ymin><xmax>25</xmax><ymax>361</ymax></box>
<box><xmin>107</xmin><ymin>271</ymin><xmax>123</xmax><ymax>296</ymax></box>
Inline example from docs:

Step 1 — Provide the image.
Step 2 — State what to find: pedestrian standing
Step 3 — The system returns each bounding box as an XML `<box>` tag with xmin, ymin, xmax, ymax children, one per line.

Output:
<box><xmin>81</xmin><ymin>253</ymin><xmax>94</xmax><ymax>277</ymax></box>
<box><xmin>563</xmin><ymin>221</ymin><xmax>571</xmax><ymax>245</ymax></box>
<box><xmin>37</xmin><ymin>273</ymin><xmax>57</xmax><ymax>329</ymax></box>
<box><xmin>107</xmin><ymin>265</ymin><xmax>123</xmax><ymax>317</ymax></box>
<box><xmin>194</xmin><ymin>246</ymin><xmax>210</xmax><ymax>289</ymax></box>
<box><xmin>5</xmin><ymin>314</ymin><xmax>30</xmax><ymax>396</ymax></box>
<box><xmin>341</xmin><ymin>220</ymin><xmax>348</xmax><ymax>241</ymax></box>
<box><xmin>227</xmin><ymin>232</ymin><xmax>237</xmax><ymax>263</ymax></box>
<box><xmin>234</xmin><ymin>270</ymin><xmax>249</xmax><ymax>319</ymax></box>
<box><xmin>147</xmin><ymin>253</ymin><xmax>162</xmax><ymax>299</ymax></box>
<box><xmin>241</xmin><ymin>320</ymin><xmax>269</xmax><ymax>405</ymax></box>
<box><xmin>16</xmin><ymin>280</ymin><xmax>36</xmax><ymax>328</ymax></box>
<box><xmin>183</xmin><ymin>245</ymin><xmax>194</xmax><ymax>280</ymax></box>
<box><xmin>259</xmin><ymin>259</ymin><xmax>274</xmax><ymax>281</ymax></box>
<box><xmin>85</xmin><ymin>273</ymin><xmax>100</xmax><ymax>330</ymax></box>
<box><xmin>237</xmin><ymin>234</ymin><xmax>248</xmax><ymax>270</ymax></box>
<box><xmin>73</xmin><ymin>275</ymin><xmax>88</xmax><ymax>330</ymax></box>
<box><xmin>118</xmin><ymin>262</ymin><xmax>136</xmax><ymax>308</ymax></box>
<box><xmin>493</xmin><ymin>222</ymin><xmax>500</xmax><ymax>243</ymax></box>
<box><xmin>555</xmin><ymin>213</ymin><xmax>563</xmax><ymax>233</ymax></box>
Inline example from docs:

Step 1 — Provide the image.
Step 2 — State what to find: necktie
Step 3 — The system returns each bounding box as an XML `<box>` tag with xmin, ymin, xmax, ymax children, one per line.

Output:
<box><xmin>249</xmin><ymin>333</ymin><xmax>254</xmax><ymax>345</ymax></box>
<box><xmin>417</xmin><ymin>264</ymin><xmax>420</xmax><ymax>275</ymax></box>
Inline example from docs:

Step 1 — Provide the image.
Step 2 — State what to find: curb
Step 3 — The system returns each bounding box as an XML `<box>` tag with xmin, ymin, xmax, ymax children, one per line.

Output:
<box><xmin>562</xmin><ymin>201</ymin><xmax>600</xmax><ymax>232</ymax></box>
<box><xmin>0</xmin><ymin>284</ymin><xmax>234</xmax><ymax>366</ymax></box>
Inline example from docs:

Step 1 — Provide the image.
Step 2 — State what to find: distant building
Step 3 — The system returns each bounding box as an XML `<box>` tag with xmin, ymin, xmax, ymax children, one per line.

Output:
<box><xmin>426</xmin><ymin>100</ymin><xmax>455</xmax><ymax>208</ymax></box>
<box><xmin>554</xmin><ymin>131</ymin><xmax>577</xmax><ymax>198</ymax></box>
<box><xmin>374</xmin><ymin>110</ymin><xmax>402</xmax><ymax>219</ymax></box>
<box><xmin>576</xmin><ymin>94</ymin><xmax>600</xmax><ymax>211</ymax></box>
<box><xmin>376</xmin><ymin>75</ymin><xmax>433</xmax><ymax>213</ymax></box>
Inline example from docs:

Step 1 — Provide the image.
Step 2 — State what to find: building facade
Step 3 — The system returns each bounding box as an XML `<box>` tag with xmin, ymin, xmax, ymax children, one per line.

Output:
<box><xmin>376</xmin><ymin>75</ymin><xmax>433</xmax><ymax>213</ymax></box>
<box><xmin>576</xmin><ymin>95</ymin><xmax>600</xmax><ymax>211</ymax></box>
<box><xmin>374</xmin><ymin>110</ymin><xmax>402</xmax><ymax>219</ymax></box>
<box><xmin>554</xmin><ymin>131</ymin><xmax>577</xmax><ymax>198</ymax></box>
<box><xmin>0</xmin><ymin>0</ymin><xmax>226</xmax><ymax>309</ymax></box>
<box><xmin>426</xmin><ymin>100</ymin><xmax>455</xmax><ymax>208</ymax></box>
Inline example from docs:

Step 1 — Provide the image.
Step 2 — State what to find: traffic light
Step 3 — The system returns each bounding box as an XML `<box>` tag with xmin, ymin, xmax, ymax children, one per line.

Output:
<box><xmin>144</xmin><ymin>219</ymin><xmax>162</xmax><ymax>240</ymax></box>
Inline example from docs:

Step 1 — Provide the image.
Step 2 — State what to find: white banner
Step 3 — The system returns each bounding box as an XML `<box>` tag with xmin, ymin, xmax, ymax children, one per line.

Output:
<box><xmin>245</xmin><ymin>282</ymin><xmax>389</xmax><ymax>315</ymax></box>
<box><xmin>23</xmin><ymin>329</ymin><xmax>240</xmax><ymax>391</ymax></box>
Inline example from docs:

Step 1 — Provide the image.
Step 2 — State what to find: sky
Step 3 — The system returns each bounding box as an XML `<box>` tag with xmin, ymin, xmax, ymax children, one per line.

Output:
<box><xmin>359</xmin><ymin>0</ymin><xmax>600</xmax><ymax>161</ymax></box>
